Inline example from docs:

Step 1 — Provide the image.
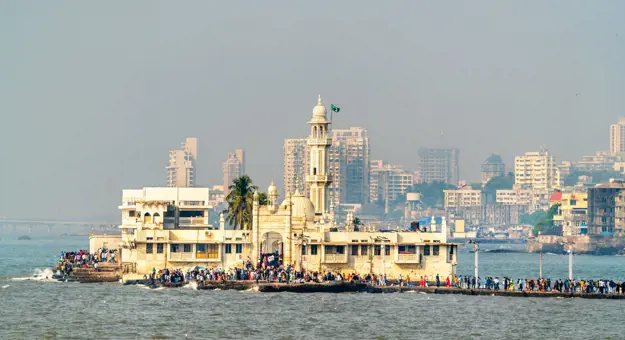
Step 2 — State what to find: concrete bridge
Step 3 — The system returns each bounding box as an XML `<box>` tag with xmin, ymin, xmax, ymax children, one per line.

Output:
<box><xmin>0</xmin><ymin>218</ymin><xmax>118</xmax><ymax>234</ymax></box>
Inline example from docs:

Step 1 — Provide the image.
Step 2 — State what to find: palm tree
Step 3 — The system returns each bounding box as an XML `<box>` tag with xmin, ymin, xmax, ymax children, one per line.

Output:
<box><xmin>224</xmin><ymin>175</ymin><xmax>258</xmax><ymax>230</ymax></box>
<box><xmin>258</xmin><ymin>192</ymin><xmax>268</xmax><ymax>206</ymax></box>
<box><xmin>352</xmin><ymin>217</ymin><xmax>362</xmax><ymax>231</ymax></box>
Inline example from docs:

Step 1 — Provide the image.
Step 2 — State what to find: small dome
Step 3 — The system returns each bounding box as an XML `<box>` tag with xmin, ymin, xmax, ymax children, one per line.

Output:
<box><xmin>311</xmin><ymin>94</ymin><xmax>327</xmax><ymax>120</ymax></box>
<box><xmin>281</xmin><ymin>190</ymin><xmax>315</xmax><ymax>221</ymax></box>
<box><xmin>268</xmin><ymin>180</ymin><xmax>278</xmax><ymax>195</ymax></box>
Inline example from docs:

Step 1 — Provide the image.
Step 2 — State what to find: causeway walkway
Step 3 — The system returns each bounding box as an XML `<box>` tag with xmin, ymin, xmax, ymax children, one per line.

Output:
<box><xmin>122</xmin><ymin>280</ymin><xmax>625</xmax><ymax>299</ymax></box>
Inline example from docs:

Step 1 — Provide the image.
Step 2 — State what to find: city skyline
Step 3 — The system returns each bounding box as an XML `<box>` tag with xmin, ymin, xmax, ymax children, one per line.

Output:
<box><xmin>2</xmin><ymin>2</ymin><xmax>624</xmax><ymax>220</ymax></box>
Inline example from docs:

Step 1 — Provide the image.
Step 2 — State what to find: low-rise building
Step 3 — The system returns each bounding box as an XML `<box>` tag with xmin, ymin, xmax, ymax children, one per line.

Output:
<box><xmin>553</xmin><ymin>192</ymin><xmax>588</xmax><ymax>236</ymax></box>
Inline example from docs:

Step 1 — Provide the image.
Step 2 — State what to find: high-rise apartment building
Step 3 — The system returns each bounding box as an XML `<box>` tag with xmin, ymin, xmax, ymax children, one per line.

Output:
<box><xmin>283</xmin><ymin>138</ymin><xmax>309</xmax><ymax>197</ymax></box>
<box><xmin>610</xmin><ymin>118</ymin><xmax>625</xmax><ymax>156</ymax></box>
<box><xmin>481</xmin><ymin>154</ymin><xmax>506</xmax><ymax>186</ymax></box>
<box><xmin>329</xmin><ymin>127</ymin><xmax>370</xmax><ymax>206</ymax></box>
<box><xmin>166</xmin><ymin>137</ymin><xmax>197</xmax><ymax>188</ymax></box>
<box><xmin>222</xmin><ymin>149</ymin><xmax>245</xmax><ymax>196</ymax></box>
<box><xmin>514</xmin><ymin>148</ymin><xmax>561</xmax><ymax>193</ymax></box>
<box><xmin>369</xmin><ymin>160</ymin><xmax>414</xmax><ymax>204</ymax></box>
<box><xmin>417</xmin><ymin>148</ymin><xmax>460</xmax><ymax>185</ymax></box>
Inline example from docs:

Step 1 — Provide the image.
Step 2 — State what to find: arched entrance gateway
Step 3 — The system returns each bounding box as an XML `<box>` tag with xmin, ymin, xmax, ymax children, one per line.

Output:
<box><xmin>260</xmin><ymin>231</ymin><xmax>283</xmax><ymax>267</ymax></box>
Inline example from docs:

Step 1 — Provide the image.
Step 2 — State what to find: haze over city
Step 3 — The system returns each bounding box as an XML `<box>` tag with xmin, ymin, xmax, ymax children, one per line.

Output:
<box><xmin>1</xmin><ymin>1</ymin><xmax>624</xmax><ymax>220</ymax></box>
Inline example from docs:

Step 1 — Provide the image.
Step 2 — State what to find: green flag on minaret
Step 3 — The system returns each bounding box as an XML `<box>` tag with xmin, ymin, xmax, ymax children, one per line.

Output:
<box><xmin>331</xmin><ymin>104</ymin><xmax>340</xmax><ymax>113</ymax></box>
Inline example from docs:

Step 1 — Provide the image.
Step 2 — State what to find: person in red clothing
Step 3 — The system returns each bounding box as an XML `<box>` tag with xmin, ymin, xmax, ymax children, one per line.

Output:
<box><xmin>446</xmin><ymin>276</ymin><xmax>451</xmax><ymax>288</ymax></box>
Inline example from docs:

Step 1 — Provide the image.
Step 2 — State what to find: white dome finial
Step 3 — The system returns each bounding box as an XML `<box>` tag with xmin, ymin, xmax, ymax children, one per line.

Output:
<box><xmin>318</xmin><ymin>94</ymin><xmax>322</xmax><ymax>105</ymax></box>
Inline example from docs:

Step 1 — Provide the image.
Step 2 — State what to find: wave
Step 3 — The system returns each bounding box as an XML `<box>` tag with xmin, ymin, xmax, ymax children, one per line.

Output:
<box><xmin>1</xmin><ymin>285</ymin><xmax>9</xmax><ymax>289</ymax></box>
<box><xmin>241</xmin><ymin>286</ymin><xmax>259</xmax><ymax>293</ymax></box>
<box><xmin>10</xmin><ymin>268</ymin><xmax>58</xmax><ymax>282</ymax></box>
<box><xmin>183</xmin><ymin>281</ymin><xmax>198</xmax><ymax>290</ymax></box>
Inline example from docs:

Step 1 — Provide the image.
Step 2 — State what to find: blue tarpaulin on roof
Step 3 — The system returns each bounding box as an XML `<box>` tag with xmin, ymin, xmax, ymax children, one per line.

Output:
<box><xmin>418</xmin><ymin>217</ymin><xmax>442</xmax><ymax>225</ymax></box>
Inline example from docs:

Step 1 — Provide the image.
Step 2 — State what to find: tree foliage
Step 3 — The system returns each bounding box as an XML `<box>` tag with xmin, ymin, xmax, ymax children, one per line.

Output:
<box><xmin>407</xmin><ymin>181</ymin><xmax>456</xmax><ymax>208</ymax></box>
<box><xmin>483</xmin><ymin>174</ymin><xmax>514</xmax><ymax>193</ymax></box>
<box><xmin>564</xmin><ymin>170</ymin><xmax>622</xmax><ymax>186</ymax></box>
<box><xmin>522</xmin><ymin>203</ymin><xmax>561</xmax><ymax>235</ymax></box>
<box><xmin>224</xmin><ymin>175</ymin><xmax>259</xmax><ymax>230</ymax></box>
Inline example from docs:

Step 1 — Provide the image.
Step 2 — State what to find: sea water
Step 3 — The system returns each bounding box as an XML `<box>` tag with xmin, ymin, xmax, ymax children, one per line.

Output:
<box><xmin>2</xmin><ymin>233</ymin><xmax>625</xmax><ymax>339</ymax></box>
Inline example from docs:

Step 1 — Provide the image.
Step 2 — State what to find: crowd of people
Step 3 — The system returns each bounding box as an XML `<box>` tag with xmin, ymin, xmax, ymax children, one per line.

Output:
<box><xmin>55</xmin><ymin>248</ymin><xmax>119</xmax><ymax>276</ymax></box>
<box><xmin>142</xmin><ymin>259</ymin><xmax>625</xmax><ymax>295</ymax></box>
<box><xmin>452</xmin><ymin>275</ymin><xmax>625</xmax><ymax>294</ymax></box>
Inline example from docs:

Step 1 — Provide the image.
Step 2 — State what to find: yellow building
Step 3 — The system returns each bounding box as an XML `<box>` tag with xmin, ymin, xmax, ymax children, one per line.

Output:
<box><xmin>119</xmin><ymin>96</ymin><xmax>458</xmax><ymax>280</ymax></box>
<box><xmin>553</xmin><ymin>192</ymin><xmax>588</xmax><ymax>236</ymax></box>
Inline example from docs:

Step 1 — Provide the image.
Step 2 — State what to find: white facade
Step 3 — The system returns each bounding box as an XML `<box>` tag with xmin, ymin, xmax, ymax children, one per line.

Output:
<box><xmin>306</xmin><ymin>95</ymin><xmax>332</xmax><ymax>215</ymax></box>
<box><xmin>514</xmin><ymin>148</ymin><xmax>561</xmax><ymax>196</ymax></box>
<box><xmin>166</xmin><ymin>137</ymin><xmax>197</xmax><ymax>188</ymax></box>
<box><xmin>610</xmin><ymin>118</ymin><xmax>625</xmax><ymax>157</ymax></box>
<box><xmin>370</xmin><ymin>161</ymin><xmax>414</xmax><ymax>203</ymax></box>
<box><xmin>283</xmin><ymin>138</ymin><xmax>309</xmax><ymax>197</ymax></box>
<box><xmin>329</xmin><ymin>127</ymin><xmax>370</xmax><ymax>206</ymax></box>
<box><xmin>443</xmin><ymin>188</ymin><xmax>482</xmax><ymax>209</ymax></box>
<box><xmin>496</xmin><ymin>188</ymin><xmax>533</xmax><ymax>206</ymax></box>
<box><xmin>222</xmin><ymin>149</ymin><xmax>245</xmax><ymax>196</ymax></box>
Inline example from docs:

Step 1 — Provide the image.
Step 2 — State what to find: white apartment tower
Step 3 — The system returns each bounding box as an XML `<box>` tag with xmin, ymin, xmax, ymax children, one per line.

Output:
<box><xmin>306</xmin><ymin>95</ymin><xmax>332</xmax><ymax>215</ymax></box>
<box><xmin>514</xmin><ymin>148</ymin><xmax>561</xmax><ymax>193</ymax></box>
<box><xmin>222</xmin><ymin>149</ymin><xmax>245</xmax><ymax>196</ymax></box>
<box><xmin>330</xmin><ymin>127</ymin><xmax>370</xmax><ymax>206</ymax></box>
<box><xmin>166</xmin><ymin>137</ymin><xmax>197</xmax><ymax>188</ymax></box>
<box><xmin>610</xmin><ymin>118</ymin><xmax>625</xmax><ymax>157</ymax></box>
<box><xmin>283</xmin><ymin>139</ymin><xmax>309</xmax><ymax>197</ymax></box>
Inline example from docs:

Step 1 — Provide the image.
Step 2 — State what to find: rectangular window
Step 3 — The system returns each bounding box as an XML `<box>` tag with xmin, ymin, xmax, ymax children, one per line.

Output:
<box><xmin>385</xmin><ymin>246</ymin><xmax>390</xmax><ymax>256</ymax></box>
<box><xmin>235</xmin><ymin>244</ymin><xmax>242</xmax><ymax>253</ymax></box>
<box><xmin>157</xmin><ymin>243</ymin><xmax>164</xmax><ymax>254</ymax></box>
<box><xmin>335</xmin><ymin>246</ymin><xmax>345</xmax><ymax>254</ymax></box>
<box><xmin>183</xmin><ymin>244</ymin><xmax>192</xmax><ymax>253</ymax></box>
<box><xmin>424</xmin><ymin>245</ymin><xmax>431</xmax><ymax>256</ymax></box>
<box><xmin>310</xmin><ymin>245</ymin><xmax>318</xmax><ymax>255</ymax></box>
<box><xmin>351</xmin><ymin>246</ymin><xmax>359</xmax><ymax>256</ymax></box>
<box><xmin>433</xmin><ymin>245</ymin><xmax>440</xmax><ymax>256</ymax></box>
<box><xmin>146</xmin><ymin>244</ymin><xmax>153</xmax><ymax>254</ymax></box>
<box><xmin>374</xmin><ymin>245</ymin><xmax>381</xmax><ymax>256</ymax></box>
<box><xmin>398</xmin><ymin>245</ymin><xmax>416</xmax><ymax>254</ymax></box>
<box><xmin>302</xmin><ymin>245</ymin><xmax>307</xmax><ymax>255</ymax></box>
<box><xmin>170</xmin><ymin>244</ymin><xmax>181</xmax><ymax>252</ymax></box>
<box><xmin>225</xmin><ymin>244</ymin><xmax>232</xmax><ymax>254</ymax></box>
<box><xmin>361</xmin><ymin>245</ymin><xmax>368</xmax><ymax>256</ymax></box>
<box><xmin>129</xmin><ymin>210</ymin><xmax>136</xmax><ymax>217</ymax></box>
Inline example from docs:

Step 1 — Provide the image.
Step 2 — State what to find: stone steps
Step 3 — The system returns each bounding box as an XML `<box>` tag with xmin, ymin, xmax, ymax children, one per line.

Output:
<box><xmin>69</xmin><ymin>264</ymin><xmax>121</xmax><ymax>283</ymax></box>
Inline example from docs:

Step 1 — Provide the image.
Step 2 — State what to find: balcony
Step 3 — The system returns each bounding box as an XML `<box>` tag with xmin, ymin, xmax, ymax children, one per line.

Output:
<box><xmin>196</xmin><ymin>252</ymin><xmax>221</xmax><ymax>262</ymax></box>
<box><xmin>323</xmin><ymin>253</ymin><xmax>347</xmax><ymax>264</ymax></box>
<box><xmin>306</xmin><ymin>175</ymin><xmax>331</xmax><ymax>183</ymax></box>
<box><xmin>179</xmin><ymin>217</ymin><xmax>208</xmax><ymax>226</ymax></box>
<box><xmin>396</xmin><ymin>253</ymin><xmax>419</xmax><ymax>263</ymax></box>
<box><xmin>169</xmin><ymin>252</ymin><xmax>195</xmax><ymax>261</ymax></box>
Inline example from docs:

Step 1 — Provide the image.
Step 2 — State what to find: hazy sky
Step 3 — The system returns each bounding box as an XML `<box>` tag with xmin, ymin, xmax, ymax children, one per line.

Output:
<box><xmin>1</xmin><ymin>1</ymin><xmax>624</xmax><ymax>220</ymax></box>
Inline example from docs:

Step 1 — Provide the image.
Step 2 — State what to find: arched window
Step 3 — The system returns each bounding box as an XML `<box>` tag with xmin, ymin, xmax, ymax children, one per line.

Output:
<box><xmin>144</xmin><ymin>212</ymin><xmax>152</xmax><ymax>224</ymax></box>
<box><xmin>313</xmin><ymin>126</ymin><xmax>318</xmax><ymax>139</ymax></box>
<box><xmin>153</xmin><ymin>212</ymin><xmax>161</xmax><ymax>224</ymax></box>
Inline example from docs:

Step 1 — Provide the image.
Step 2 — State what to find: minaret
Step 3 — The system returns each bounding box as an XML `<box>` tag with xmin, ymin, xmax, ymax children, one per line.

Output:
<box><xmin>306</xmin><ymin>95</ymin><xmax>333</xmax><ymax>215</ymax></box>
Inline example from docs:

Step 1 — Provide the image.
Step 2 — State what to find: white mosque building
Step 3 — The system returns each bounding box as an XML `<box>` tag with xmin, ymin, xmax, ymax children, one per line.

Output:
<box><xmin>115</xmin><ymin>96</ymin><xmax>458</xmax><ymax>280</ymax></box>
